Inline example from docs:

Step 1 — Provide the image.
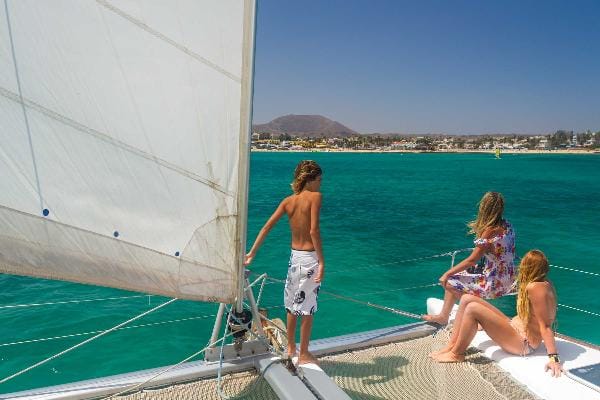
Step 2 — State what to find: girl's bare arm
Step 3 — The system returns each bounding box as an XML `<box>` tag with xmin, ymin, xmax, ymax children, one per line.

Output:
<box><xmin>529</xmin><ymin>282</ymin><xmax>562</xmax><ymax>377</ymax></box>
<box><xmin>439</xmin><ymin>244</ymin><xmax>486</xmax><ymax>287</ymax></box>
<box><xmin>310</xmin><ymin>193</ymin><xmax>324</xmax><ymax>282</ymax></box>
<box><xmin>244</xmin><ymin>199</ymin><xmax>287</xmax><ymax>265</ymax></box>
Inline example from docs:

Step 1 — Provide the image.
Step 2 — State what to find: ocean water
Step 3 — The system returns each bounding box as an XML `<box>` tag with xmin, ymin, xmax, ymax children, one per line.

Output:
<box><xmin>1</xmin><ymin>152</ymin><xmax>599</xmax><ymax>393</ymax></box>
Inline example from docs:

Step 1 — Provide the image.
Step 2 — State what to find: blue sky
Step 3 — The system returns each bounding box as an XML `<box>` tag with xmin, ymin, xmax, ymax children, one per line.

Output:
<box><xmin>252</xmin><ymin>0</ymin><xmax>600</xmax><ymax>135</ymax></box>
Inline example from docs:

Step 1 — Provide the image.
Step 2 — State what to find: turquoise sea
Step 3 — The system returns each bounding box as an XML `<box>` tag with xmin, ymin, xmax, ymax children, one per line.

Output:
<box><xmin>1</xmin><ymin>152</ymin><xmax>599</xmax><ymax>393</ymax></box>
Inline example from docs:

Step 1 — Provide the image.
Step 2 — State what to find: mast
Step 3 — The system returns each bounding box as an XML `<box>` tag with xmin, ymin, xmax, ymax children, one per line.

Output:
<box><xmin>235</xmin><ymin>0</ymin><xmax>257</xmax><ymax>312</ymax></box>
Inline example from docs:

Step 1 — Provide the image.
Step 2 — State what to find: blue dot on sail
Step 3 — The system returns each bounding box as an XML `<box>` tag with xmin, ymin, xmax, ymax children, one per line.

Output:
<box><xmin>42</xmin><ymin>208</ymin><xmax>50</xmax><ymax>216</ymax></box>
<box><xmin>175</xmin><ymin>251</ymin><xmax>180</xmax><ymax>257</ymax></box>
<box><xmin>113</xmin><ymin>231</ymin><xmax>119</xmax><ymax>238</ymax></box>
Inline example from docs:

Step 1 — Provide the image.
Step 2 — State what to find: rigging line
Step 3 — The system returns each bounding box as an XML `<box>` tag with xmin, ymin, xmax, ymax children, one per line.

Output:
<box><xmin>0</xmin><ymin>294</ymin><xmax>151</xmax><ymax>310</ymax></box>
<box><xmin>0</xmin><ymin>298</ymin><xmax>177</xmax><ymax>384</ymax></box>
<box><xmin>550</xmin><ymin>264</ymin><xmax>600</xmax><ymax>277</ymax></box>
<box><xmin>265</xmin><ymin>276</ymin><xmax>438</xmax><ymax>297</ymax></box>
<box><xmin>558</xmin><ymin>304</ymin><xmax>600</xmax><ymax>318</ymax></box>
<box><xmin>0</xmin><ymin>313</ymin><xmax>219</xmax><ymax>348</ymax></box>
<box><xmin>351</xmin><ymin>283</ymin><xmax>440</xmax><ymax>297</ymax></box>
<box><xmin>216</xmin><ymin>307</ymin><xmax>280</xmax><ymax>400</ymax></box>
<box><xmin>96</xmin><ymin>0</ymin><xmax>241</xmax><ymax>83</ymax></box>
<box><xmin>326</xmin><ymin>248</ymin><xmax>473</xmax><ymax>275</ymax></box>
<box><xmin>323</xmin><ymin>290</ymin><xmax>422</xmax><ymax>320</ymax></box>
<box><xmin>264</xmin><ymin>277</ymin><xmax>420</xmax><ymax>319</ymax></box>
<box><xmin>3</xmin><ymin>0</ymin><xmax>44</xmax><ymax>211</ymax></box>
<box><xmin>0</xmin><ymin>86</ymin><xmax>233</xmax><ymax>197</ymax></box>
<box><xmin>107</xmin><ymin>328</ymin><xmax>236</xmax><ymax>399</ymax></box>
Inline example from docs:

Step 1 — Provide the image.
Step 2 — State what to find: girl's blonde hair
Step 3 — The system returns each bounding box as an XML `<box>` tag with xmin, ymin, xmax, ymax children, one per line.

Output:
<box><xmin>291</xmin><ymin>160</ymin><xmax>322</xmax><ymax>194</ymax></box>
<box><xmin>467</xmin><ymin>192</ymin><xmax>505</xmax><ymax>236</ymax></box>
<box><xmin>516</xmin><ymin>250</ymin><xmax>551</xmax><ymax>333</ymax></box>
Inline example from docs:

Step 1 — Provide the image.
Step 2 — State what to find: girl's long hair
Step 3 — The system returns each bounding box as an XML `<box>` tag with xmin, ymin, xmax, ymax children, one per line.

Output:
<box><xmin>291</xmin><ymin>160</ymin><xmax>322</xmax><ymax>194</ymax></box>
<box><xmin>467</xmin><ymin>192</ymin><xmax>505</xmax><ymax>237</ymax></box>
<box><xmin>516</xmin><ymin>250</ymin><xmax>551</xmax><ymax>333</ymax></box>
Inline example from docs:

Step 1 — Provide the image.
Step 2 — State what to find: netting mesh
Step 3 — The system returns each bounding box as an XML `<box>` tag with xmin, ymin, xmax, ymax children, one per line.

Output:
<box><xmin>319</xmin><ymin>333</ymin><xmax>538</xmax><ymax>400</ymax></box>
<box><xmin>117</xmin><ymin>334</ymin><xmax>538</xmax><ymax>400</ymax></box>
<box><xmin>117</xmin><ymin>370</ymin><xmax>278</xmax><ymax>400</ymax></box>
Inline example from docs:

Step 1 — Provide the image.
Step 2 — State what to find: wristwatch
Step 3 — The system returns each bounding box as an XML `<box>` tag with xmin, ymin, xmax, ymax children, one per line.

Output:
<box><xmin>548</xmin><ymin>353</ymin><xmax>560</xmax><ymax>363</ymax></box>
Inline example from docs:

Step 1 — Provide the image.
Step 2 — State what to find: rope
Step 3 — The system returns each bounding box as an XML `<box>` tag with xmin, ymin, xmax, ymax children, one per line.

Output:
<box><xmin>214</xmin><ymin>305</ymin><xmax>282</xmax><ymax>400</ymax></box>
<box><xmin>321</xmin><ymin>290</ymin><xmax>421</xmax><ymax>319</ymax></box>
<box><xmin>327</xmin><ymin>248</ymin><xmax>473</xmax><ymax>275</ymax></box>
<box><xmin>558</xmin><ymin>303</ymin><xmax>600</xmax><ymax>318</ymax></box>
<box><xmin>0</xmin><ymin>313</ymin><xmax>220</xmax><ymax>348</ymax></box>
<box><xmin>0</xmin><ymin>294</ymin><xmax>152</xmax><ymax>310</ymax></box>
<box><xmin>107</xmin><ymin>328</ymin><xmax>236</xmax><ymax>398</ymax></box>
<box><xmin>550</xmin><ymin>264</ymin><xmax>600</xmax><ymax>277</ymax></box>
<box><xmin>265</xmin><ymin>277</ymin><xmax>421</xmax><ymax>320</ymax></box>
<box><xmin>352</xmin><ymin>283</ymin><xmax>440</xmax><ymax>297</ymax></box>
<box><xmin>0</xmin><ymin>298</ymin><xmax>177</xmax><ymax>384</ymax></box>
<box><xmin>109</xmin><ymin>302</ymin><xmax>284</xmax><ymax>398</ymax></box>
<box><xmin>216</xmin><ymin>306</ymin><xmax>279</xmax><ymax>400</ymax></box>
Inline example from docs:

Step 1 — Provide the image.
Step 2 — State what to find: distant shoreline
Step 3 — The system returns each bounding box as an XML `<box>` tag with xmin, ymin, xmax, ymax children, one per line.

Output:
<box><xmin>251</xmin><ymin>148</ymin><xmax>600</xmax><ymax>155</ymax></box>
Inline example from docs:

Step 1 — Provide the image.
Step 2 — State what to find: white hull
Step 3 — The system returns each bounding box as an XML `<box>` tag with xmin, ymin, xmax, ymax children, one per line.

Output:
<box><xmin>0</xmin><ymin>322</ymin><xmax>434</xmax><ymax>399</ymax></box>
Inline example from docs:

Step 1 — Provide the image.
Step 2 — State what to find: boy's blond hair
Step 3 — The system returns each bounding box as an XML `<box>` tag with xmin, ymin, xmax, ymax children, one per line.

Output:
<box><xmin>291</xmin><ymin>160</ymin><xmax>322</xmax><ymax>194</ymax></box>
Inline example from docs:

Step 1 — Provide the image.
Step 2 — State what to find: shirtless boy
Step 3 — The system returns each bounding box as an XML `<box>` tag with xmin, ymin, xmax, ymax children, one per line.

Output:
<box><xmin>245</xmin><ymin>160</ymin><xmax>324</xmax><ymax>365</ymax></box>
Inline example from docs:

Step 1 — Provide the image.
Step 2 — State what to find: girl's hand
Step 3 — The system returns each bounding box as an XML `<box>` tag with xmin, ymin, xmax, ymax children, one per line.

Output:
<box><xmin>314</xmin><ymin>264</ymin><xmax>324</xmax><ymax>283</ymax></box>
<box><xmin>439</xmin><ymin>273</ymin><xmax>450</xmax><ymax>288</ymax></box>
<box><xmin>544</xmin><ymin>360</ymin><xmax>563</xmax><ymax>377</ymax></box>
<box><xmin>244</xmin><ymin>252</ymin><xmax>255</xmax><ymax>266</ymax></box>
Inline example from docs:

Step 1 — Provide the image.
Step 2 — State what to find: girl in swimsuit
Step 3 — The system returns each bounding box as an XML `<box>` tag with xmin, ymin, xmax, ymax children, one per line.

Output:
<box><xmin>431</xmin><ymin>250</ymin><xmax>562</xmax><ymax>377</ymax></box>
<box><xmin>423</xmin><ymin>192</ymin><xmax>516</xmax><ymax>325</ymax></box>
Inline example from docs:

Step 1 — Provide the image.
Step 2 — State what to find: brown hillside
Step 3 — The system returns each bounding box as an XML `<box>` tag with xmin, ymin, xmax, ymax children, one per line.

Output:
<box><xmin>253</xmin><ymin>114</ymin><xmax>357</xmax><ymax>137</ymax></box>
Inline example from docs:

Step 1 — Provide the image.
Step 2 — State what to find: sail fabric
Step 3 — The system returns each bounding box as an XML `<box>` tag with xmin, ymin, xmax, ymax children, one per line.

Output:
<box><xmin>0</xmin><ymin>0</ymin><xmax>255</xmax><ymax>303</ymax></box>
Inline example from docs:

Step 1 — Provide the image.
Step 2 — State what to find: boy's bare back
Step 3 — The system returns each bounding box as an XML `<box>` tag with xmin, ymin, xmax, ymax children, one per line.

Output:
<box><xmin>282</xmin><ymin>191</ymin><xmax>321</xmax><ymax>251</ymax></box>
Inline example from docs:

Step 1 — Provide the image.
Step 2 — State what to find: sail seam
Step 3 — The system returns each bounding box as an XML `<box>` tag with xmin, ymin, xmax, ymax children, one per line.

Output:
<box><xmin>96</xmin><ymin>0</ymin><xmax>242</xmax><ymax>83</ymax></box>
<box><xmin>0</xmin><ymin>203</ymin><xmax>220</xmax><ymax>268</ymax></box>
<box><xmin>3</xmin><ymin>0</ymin><xmax>44</xmax><ymax>212</ymax></box>
<box><xmin>0</xmin><ymin>86</ymin><xmax>234</xmax><ymax>197</ymax></box>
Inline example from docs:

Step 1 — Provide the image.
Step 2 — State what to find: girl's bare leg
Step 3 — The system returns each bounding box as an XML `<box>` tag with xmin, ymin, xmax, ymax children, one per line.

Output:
<box><xmin>434</xmin><ymin>302</ymin><xmax>523</xmax><ymax>363</ymax></box>
<box><xmin>298</xmin><ymin>315</ymin><xmax>319</xmax><ymax>365</ymax></box>
<box><xmin>286</xmin><ymin>312</ymin><xmax>297</xmax><ymax>357</ymax></box>
<box><xmin>423</xmin><ymin>288</ymin><xmax>461</xmax><ymax>325</ymax></box>
<box><xmin>430</xmin><ymin>294</ymin><xmax>506</xmax><ymax>357</ymax></box>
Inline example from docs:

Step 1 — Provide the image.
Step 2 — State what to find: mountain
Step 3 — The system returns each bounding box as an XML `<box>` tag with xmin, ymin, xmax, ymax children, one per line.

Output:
<box><xmin>253</xmin><ymin>115</ymin><xmax>357</xmax><ymax>137</ymax></box>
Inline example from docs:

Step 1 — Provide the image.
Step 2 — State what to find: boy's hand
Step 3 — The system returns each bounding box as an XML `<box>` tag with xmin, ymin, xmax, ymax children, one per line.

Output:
<box><xmin>244</xmin><ymin>252</ymin><xmax>255</xmax><ymax>266</ymax></box>
<box><xmin>314</xmin><ymin>264</ymin><xmax>324</xmax><ymax>283</ymax></box>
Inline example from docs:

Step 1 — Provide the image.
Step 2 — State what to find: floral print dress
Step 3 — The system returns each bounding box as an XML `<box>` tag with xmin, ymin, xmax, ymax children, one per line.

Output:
<box><xmin>447</xmin><ymin>220</ymin><xmax>516</xmax><ymax>299</ymax></box>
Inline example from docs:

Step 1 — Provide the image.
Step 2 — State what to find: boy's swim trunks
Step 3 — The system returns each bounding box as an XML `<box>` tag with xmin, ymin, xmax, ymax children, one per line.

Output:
<box><xmin>284</xmin><ymin>249</ymin><xmax>320</xmax><ymax>316</ymax></box>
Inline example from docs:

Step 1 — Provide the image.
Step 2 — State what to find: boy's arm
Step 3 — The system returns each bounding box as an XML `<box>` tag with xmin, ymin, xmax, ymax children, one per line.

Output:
<box><xmin>244</xmin><ymin>199</ymin><xmax>287</xmax><ymax>266</ymax></box>
<box><xmin>310</xmin><ymin>193</ymin><xmax>325</xmax><ymax>282</ymax></box>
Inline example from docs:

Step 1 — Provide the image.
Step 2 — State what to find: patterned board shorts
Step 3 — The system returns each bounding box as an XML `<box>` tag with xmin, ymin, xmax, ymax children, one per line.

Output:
<box><xmin>284</xmin><ymin>249</ymin><xmax>320</xmax><ymax>316</ymax></box>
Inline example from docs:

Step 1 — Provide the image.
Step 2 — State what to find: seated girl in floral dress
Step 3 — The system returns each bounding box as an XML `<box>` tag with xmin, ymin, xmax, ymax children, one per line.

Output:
<box><xmin>422</xmin><ymin>192</ymin><xmax>516</xmax><ymax>325</ymax></box>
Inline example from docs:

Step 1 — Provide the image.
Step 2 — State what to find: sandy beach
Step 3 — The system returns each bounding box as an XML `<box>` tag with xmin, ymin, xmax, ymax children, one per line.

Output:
<box><xmin>252</xmin><ymin>148</ymin><xmax>600</xmax><ymax>155</ymax></box>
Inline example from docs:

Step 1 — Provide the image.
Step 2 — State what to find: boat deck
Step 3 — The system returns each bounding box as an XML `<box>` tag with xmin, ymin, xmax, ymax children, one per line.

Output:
<box><xmin>117</xmin><ymin>333</ymin><xmax>536</xmax><ymax>400</ymax></box>
<box><xmin>428</xmin><ymin>297</ymin><xmax>600</xmax><ymax>400</ymax></box>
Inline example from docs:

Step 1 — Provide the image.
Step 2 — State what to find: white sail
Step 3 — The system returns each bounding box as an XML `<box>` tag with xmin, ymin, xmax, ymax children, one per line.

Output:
<box><xmin>0</xmin><ymin>0</ymin><xmax>256</xmax><ymax>303</ymax></box>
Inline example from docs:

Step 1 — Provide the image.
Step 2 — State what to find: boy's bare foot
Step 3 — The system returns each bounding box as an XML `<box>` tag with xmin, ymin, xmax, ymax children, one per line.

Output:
<box><xmin>434</xmin><ymin>351</ymin><xmax>464</xmax><ymax>363</ymax></box>
<box><xmin>298</xmin><ymin>351</ymin><xmax>319</xmax><ymax>365</ymax></box>
<box><xmin>287</xmin><ymin>345</ymin><xmax>297</xmax><ymax>358</ymax></box>
<box><xmin>422</xmin><ymin>314</ymin><xmax>449</xmax><ymax>325</ymax></box>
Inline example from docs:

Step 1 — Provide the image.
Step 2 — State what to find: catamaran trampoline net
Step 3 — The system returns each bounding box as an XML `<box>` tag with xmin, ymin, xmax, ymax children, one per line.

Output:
<box><xmin>118</xmin><ymin>334</ymin><xmax>538</xmax><ymax>400</ymax></box>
